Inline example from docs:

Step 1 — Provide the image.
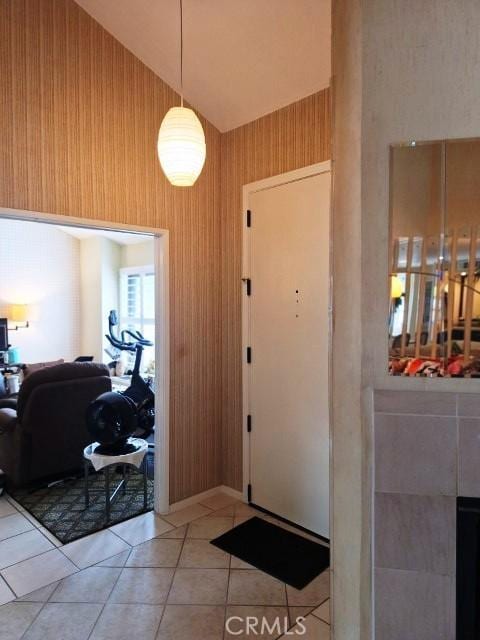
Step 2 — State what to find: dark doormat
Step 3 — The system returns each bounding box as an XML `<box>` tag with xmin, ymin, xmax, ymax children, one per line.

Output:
<box><xmin>211</xmin><ymin>516</ymin><xmax>329</xmax><ymax>590</ymax></box>
<box><xmin>10</xmin><ymin>455</ymin><xmax>154</xmax><ymax>544</ymax></box>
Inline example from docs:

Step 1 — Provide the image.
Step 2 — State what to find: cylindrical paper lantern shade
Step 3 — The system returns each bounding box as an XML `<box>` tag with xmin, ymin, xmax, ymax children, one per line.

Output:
<box><xmin>157</xmin><ymin>107</ymin><xmax>206</xmax><ymax>186</ymax></box>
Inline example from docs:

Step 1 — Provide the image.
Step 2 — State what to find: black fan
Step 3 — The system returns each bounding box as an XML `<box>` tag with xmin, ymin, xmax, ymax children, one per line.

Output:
<box><xmin>86</xmin><ymin>392</ymin><xmax>138</xmax><ymax>454</ymax></box>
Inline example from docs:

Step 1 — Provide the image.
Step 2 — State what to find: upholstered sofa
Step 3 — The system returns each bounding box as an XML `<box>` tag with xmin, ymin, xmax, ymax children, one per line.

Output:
<box><xmin>0</xmin><ymin>362</ymin><xmax>111</xmax><ymax>488</ymax></box>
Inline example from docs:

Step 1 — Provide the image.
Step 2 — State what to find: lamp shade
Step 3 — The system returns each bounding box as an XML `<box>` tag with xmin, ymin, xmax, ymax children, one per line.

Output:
<box><xmin>157</xmin><ymin>106</ymin><xmax>206</xmax><ymax>187</ymax></box>
<box><xmin>390</xmin><ymin>275</ymin><xmax>404</xmax><ymax>299</ymax></box>
<box><xmin>10</xmin><ymin>304</ymin><xmax>28</xmax><ymax>323</ymax></box>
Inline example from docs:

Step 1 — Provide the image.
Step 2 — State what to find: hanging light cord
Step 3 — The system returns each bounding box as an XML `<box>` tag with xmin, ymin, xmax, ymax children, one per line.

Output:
<box><xmin>180</xmin><ymin>0</ymin><xmax>184</xmax><ymax>106</ymax></box>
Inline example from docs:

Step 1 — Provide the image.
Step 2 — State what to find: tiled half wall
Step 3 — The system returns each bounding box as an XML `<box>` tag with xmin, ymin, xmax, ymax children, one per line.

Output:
<box><xmin>374</xmin><ymin>390</ymin><xmax>480</xmax><ymax>640</ymax></box>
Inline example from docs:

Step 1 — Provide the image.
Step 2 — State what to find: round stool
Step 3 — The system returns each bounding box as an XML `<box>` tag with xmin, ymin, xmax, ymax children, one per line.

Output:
<box><xmin>83</xmin><ymin>437</ymin><xmax>149</xmax><ymax>524</ymax></box>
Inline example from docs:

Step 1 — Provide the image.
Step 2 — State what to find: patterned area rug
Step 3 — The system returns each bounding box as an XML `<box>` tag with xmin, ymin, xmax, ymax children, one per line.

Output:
<box><xmin>10</xmin><ymin>460</ymin><xmax>154</xmax><ymax>544</ymax></box>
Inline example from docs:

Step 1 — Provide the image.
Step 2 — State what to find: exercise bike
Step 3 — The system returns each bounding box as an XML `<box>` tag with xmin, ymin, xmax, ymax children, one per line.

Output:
<box><xmin>86</xmin><ymin>311</ymin><xmax>155</xmax><ymax>454</ymax></box>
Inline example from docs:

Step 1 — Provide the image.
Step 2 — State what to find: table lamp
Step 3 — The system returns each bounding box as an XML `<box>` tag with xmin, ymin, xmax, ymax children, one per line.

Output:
<box><xmin>9</xmin><ymin>304</ymin><xmax>29</xmax><ymax>330</ymax></box>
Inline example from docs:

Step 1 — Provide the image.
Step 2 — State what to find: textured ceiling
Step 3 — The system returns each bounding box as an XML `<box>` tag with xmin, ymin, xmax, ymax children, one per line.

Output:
<box><xmin>74</xmin><ymin>0</ymin><xmax>331</xmax><ymax>132</ymax></box>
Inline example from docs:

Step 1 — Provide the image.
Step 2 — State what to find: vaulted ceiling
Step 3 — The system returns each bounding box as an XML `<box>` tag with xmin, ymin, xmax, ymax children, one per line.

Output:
<box><xmin>75</xmin><ymin>0</ymin><xmax>331</xmax><ymax>132</ymax></box>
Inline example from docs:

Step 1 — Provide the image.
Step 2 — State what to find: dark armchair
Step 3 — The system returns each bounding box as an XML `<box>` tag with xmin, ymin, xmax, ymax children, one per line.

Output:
<box><xmin>0</xmin><ymin>362</ymin><xmax>111</xmax><ymax>489</ymax></box>
<box><xmin>0</xmin><ymin>375</ymin><xmax>16</xmax><ymax>408</ymax></box>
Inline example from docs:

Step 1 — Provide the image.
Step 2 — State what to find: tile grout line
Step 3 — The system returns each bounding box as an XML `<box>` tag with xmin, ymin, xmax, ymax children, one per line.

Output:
<box><xmin>0</xmin><ymin>495</ymin><xmax>233</xmax><ymax>590</ymax></box>
<box><xmin>7</xmin><ymin>498</ymin><xmax>330</xmax><ymax>638</ymax></box>
<box><xmin>82</xmin><ymin>601</ymin><xmax>105</xmax><ymax>640</ymax></box>
<box><xmin>222</xmin><ymin>539</ymin><xmax>234</xmax><ymax>640</ymax></box>
<box><xmin>23</xmin><ymin>600</ymin><xmax>275</xmax><ymax>607</ymax></box>
<box><xmin>160</xmin><ymin>502</ymin><xmax>232</xmax><ymax>637</ymax></box>
<box><xmin>160</xmin><ymin>599</ymin><xmax>290</xmax><ymax>607</ymax></box>
<box><xmin>0</xmin><ymin>574</ymin><xmax>14</xmax><ymax>604</ymax></box>
<box><xmin>37</xmin><ymin>526</ymin><xmax>63</xmax><ymax>548</ymax></box>
<box><xmin>0</xmin><ymin>509</ymin><xmax>29</xmax><ymax>522</ymax></box>
<box><xmin>0</xmin><ymin>550</ymin><xmax>54</xmax><ymax>574</ymax></box>
<box><xmin>85</xmin><ymin>558</ymin><xmax>130</xmax><ymax>640</ymax></box>
<box><xmin>39</xmin><ymin>601</ymin><xmax>171</xmax><ymax>606</ymax></box>
<box><xmin>0</xmin><ymin>546</ymin><xmax>77</xmax><ymax>598</ymax></box>
<box><xmin>310</xmin><ymin>607</ymin><xmax>330</xmax><ymax>624</ymax></box>
<box><xmin>56</xmin><ymin>545</ymin><xmax>89</xmax><ymax>572</ymax></box>
<box><xmin>19</xmin><ymin>596</ymin><xmax>50</xmax><ymax>640</ymax></box>
<box><xmin>277</xmin><ymin>593</ymin><xmax>288</xmax><ymax>640</ymax></box>
<box><xmin>375</xmin><ymin>410</ymin><xmax>458</xmax><ymax>418</ymax></box>
<box><xmin>32</xmin><ymin>601</ymin><xmax>301</xmax><ymax>607</ymax></box>
<box><xmin>48</xmin><ymin>564</ymin><xmax>128</xmax><ymax>603</ymax></box>
<box><xmin>3</xmin><ymin>519</ymin><xmax>150</xmax><ymax>593</ymax></box>
<box><xmin>310</xmin><ymin>594</ymin><xmax>330</xmax><ymax>621</ymax></box>
<box><xmin>6</xmin><ymin>501</ymin><xmax>229</xmax><ymax>603</ymax></box>
<box><xmin>284</xmin><ymin>582</ymin><xmax>296</xmax><ymax>633</ymax></box>
<box><xmin>108</xmin><ymin>506</ymin><xmax>179</xmax><ymax>543</ymax></box>
<box><xmin>0</xmin><ymin>524</ymin><xmax>49</xmax><ymax>556</ymax></box>
<box><xmin>56</xmin><ymin>527</ymin><xmax>133</xmax><ymax>570</ymax></box>
<box><xmin>152</xmin><ymin>518</ymin><xmax>190</xmax><ymax>637</ymax></box>
<box><xmin>162</xmin><ymin>506</ymin><xmax>216</xmax><ymax>529</ymax></box>
<box><xmin>3</xmin><ymin>495</ymin><xmax>28</xmax><ymax>515</ymax></box>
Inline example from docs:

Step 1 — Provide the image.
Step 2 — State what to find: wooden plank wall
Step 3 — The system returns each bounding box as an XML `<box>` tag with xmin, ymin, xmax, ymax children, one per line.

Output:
<box><xmin>220</xmin><ymin>90</ymin><xmax>332</xmax><ymax>490</ymax></box>
<box><xmin>0</xmin><ymin>0</ymin><xmax>223</xmax><ymax>503</ymax></box>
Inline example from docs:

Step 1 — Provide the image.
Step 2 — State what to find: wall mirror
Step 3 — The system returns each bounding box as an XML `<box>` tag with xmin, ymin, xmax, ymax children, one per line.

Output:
<box><xmin>389</xmin><ymin>138</ymin><xmax>480</xmax><ymax>377</ymax></box>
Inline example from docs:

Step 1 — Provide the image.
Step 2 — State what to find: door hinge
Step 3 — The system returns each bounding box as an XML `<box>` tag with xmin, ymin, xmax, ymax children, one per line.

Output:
<box><xmin>246</xmin><ymin>210</ymin><xmax>251</xmax><ymax>227</ymax></box>
<box><xmin>247</xmin><ymin>414</ymin><xmax>252</xmax><ymax>432</ymax></box>
<box><xmin>247</xmin><ymin>484</ymin><xmax>252</xmax><ymax>502</ymax></box>
<box><xmin>246</xmin><ymin>347</ymin><xmax>252</xmax><ymax>363</ymax></box>
<box><xmin>241</xmin><ymin>277</ymin><xmax>251</xmax><ymax>296</ymax></box>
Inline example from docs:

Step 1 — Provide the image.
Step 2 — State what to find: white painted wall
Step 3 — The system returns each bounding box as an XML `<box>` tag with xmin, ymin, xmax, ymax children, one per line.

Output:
<box><xmin>0</xmin><ymin>218</ymin><xmax>80</xmax><ymax>363</ymax></box>
<box><xmin>79</xmin><ymin>237</ymin><xmax>102</xmax><ymax>361</ymax></box>
<box><xmin>101</xmin><ymin>238</ymin><xmax>121</xmax><ymax>360</ymax></box>
<box><xmin>80</xmin><ymin>236</ymin><xmax>120</xmax><ymax>362</ymax></box>
<box><xmin>120</xmin><ymin>240</ymin><xmax>154</xmax><ymax>268</ymax></box>
<box><xmin>79</xmin><ymin>237</ymin><xmax>153</xmax><ymax>362</ymax></box>
<box><xmin>0</xmin><ymin>219</ymin><xmax>153</xmax><ymax>366</ymax></box>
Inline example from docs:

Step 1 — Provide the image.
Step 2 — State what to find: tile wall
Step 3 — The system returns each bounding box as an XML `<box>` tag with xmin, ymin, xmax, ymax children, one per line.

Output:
<box><xmin>374</xmin><ymin>390</ymin><xmax>480</xmax><ymax>640</ymax></box>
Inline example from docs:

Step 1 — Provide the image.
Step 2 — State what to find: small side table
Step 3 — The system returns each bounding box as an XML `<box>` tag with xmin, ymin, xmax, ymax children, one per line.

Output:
<box><xmin>83</xmin><ymin>438</ymin><xmax>149</xmax><ymax>524</ymax></box>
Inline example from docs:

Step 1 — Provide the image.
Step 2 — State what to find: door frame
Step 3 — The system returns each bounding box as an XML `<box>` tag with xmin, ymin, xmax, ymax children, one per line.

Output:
<box><xmin>0</xmin><ymin>207</ymin><xmax>170</xmax><ymax>514</ymax></box>
<box><xmin>241</xmin><ymin>160</ymin><xmax>332</xmax><ymax>503</ymax></box>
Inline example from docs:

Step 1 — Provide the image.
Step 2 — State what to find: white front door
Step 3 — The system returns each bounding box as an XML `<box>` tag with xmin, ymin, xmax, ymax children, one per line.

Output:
<box><xmin>246</xmin><ymin>170</ymin><xmax>330</xmax><ymax>537</ymax></box>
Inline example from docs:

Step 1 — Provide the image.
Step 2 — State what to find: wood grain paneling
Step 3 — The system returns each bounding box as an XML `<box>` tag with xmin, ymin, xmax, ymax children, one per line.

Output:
<box><xmin>220</xmin><ymin>90</ymin><xmax>331</xmax><ymax>490</ymax></box>
<box><xmin>0</xmin><ymin>0</ymin><xmax>222</xmax><ymax>503</ymax></box>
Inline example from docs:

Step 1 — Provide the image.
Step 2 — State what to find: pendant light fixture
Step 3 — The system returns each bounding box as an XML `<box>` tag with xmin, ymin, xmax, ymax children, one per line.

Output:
<box><xmin>157</xmin><ymin>0</ymin><xmax>206</xmax><ymax>187</ymax></box>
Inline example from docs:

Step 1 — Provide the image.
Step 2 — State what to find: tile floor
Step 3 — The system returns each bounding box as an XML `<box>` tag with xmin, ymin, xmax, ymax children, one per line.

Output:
<box><xmin>0</xmin><ymin>492</ymin><xmax>330</xmax><ymax>639</ymax></box>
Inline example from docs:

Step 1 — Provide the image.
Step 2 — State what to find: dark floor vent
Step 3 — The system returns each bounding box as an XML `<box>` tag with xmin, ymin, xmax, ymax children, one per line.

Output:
<box><xmin>457</xmin><ymin>497</ymin><xmax>480</xmax><ymax>639</ymax></box>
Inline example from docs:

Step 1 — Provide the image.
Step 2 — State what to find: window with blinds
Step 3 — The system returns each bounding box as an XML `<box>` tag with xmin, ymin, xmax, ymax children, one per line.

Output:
<box><xmin>119</xmin><ymin>266</ymin><xmax>155</xmax><ymax>374</ymax></box>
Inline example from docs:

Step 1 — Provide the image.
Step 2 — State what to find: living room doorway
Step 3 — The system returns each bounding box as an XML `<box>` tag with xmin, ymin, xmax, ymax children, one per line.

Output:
<box><xmin>0</xmin><ymin>207</ymin><xmax>169</xmax><ymax>537</ymax></box>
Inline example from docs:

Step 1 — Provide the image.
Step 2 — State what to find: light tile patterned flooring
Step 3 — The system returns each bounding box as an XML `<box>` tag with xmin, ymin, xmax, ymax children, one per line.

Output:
<box><xmin>0</xmin><ymin>491</ymin><xmax>330</xmax><ymax>639</ymax></box>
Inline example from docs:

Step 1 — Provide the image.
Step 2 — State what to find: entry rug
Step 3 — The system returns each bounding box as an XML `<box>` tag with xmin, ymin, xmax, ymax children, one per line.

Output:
<box><xmin>10</xmin><ymin>463</ymin><xmax>154</xmax><ymax>544</ymax></box>
<box><xmin>211</xmin><ymin>516</ymin><xmax>329</xmax><ymax>590</ymax></box>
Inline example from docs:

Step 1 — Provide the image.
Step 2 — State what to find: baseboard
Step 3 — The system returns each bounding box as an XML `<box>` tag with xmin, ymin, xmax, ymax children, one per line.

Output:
<box><xmin>168</xmin><ymin>485</ymin><xmax>244</xmax><ymax>513</ymax></box>
<box><xmin>218</xmin><ymin>485</ymin><xmax>243</xmax><ymax>501</ymax></box>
